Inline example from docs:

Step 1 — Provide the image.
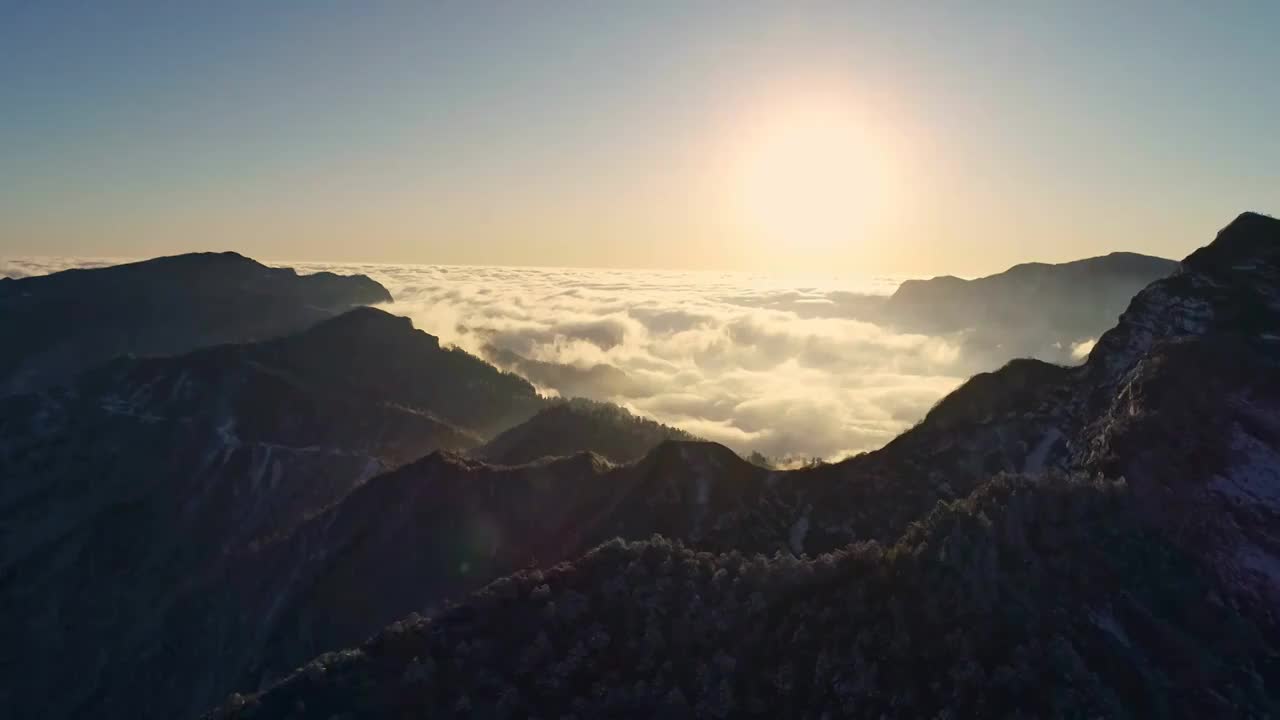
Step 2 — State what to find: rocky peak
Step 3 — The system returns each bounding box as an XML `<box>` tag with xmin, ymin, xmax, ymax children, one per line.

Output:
<box><xmin>1063</xmin><ymin>211</ymin><xmax>1280</xmax><ymax>633</ymax></box>
<box><xmin>1183</xmin><ymin>211</ymin><xmax>1280</xmax><ymax>274</ymax></box>
<box><xmin>1084</xmin><ymin>211</ymin><xmax>1279</xmax><ymax>383</ymax></box>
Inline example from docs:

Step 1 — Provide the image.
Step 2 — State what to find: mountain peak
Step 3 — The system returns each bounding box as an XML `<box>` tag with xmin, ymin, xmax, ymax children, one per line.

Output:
<box><xmin>475</xmin><ymin>398</ymin><xmax>698</xmax><ymax>465</ymax></box>
<box><xmin>1227</xmin><ymin>209</ymin><xmax>1277</xmax><ymax>228</ymax></box>
<box><xmin>305</xmin><ymin>305</ymin><xmax>420</xmax><ymax>338</ymax></box>
<box><xmin>643</xmin><ymin>439</ymin><xmax>743</xmax><ymax>464</ymax></box>
<box><xmin>1183</xmin><ymin>210</ymin><xmax>1280</xmax><ymax>274</ymax></box>
<box><xmin>282</xmin><ymin>306</ymin><xmax>440</xmax><ymax>354</ymax></box>
<box><xmin>1083</xmin><ymin>211</ymin><xmax>1279</xmax><ymax>378</ymax></box>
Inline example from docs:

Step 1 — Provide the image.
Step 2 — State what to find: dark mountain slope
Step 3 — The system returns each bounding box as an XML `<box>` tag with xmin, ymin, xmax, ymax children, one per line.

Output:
<box><xmin>0</xmin><ymin>433</ymin><xmax>781</xmax><ymax>719</ymax></box>
<box><xmin>248</xmin><ymin>307</ymin><xmax>544</xmax><ymax>437</ymax></box>
<box><xmin>0</xmin><ymin>251</ymin><xmax>392</xmax><ymax>396</ymax></box>
<box><xmin>205</xmin><ymin>212</ymin><xmax>1280</xmax><ymax>718</ymax></box>
<box><xmin>475</xmin><ymin>398</ymin><xmax>698</xmax><ymax>465</ymax></box>
<box><xmin>211</xmin><ymin>476</ymin><xmax>1277</xmax><ymax>720</ymax></box>
<box><xmin>123</xmin><ymin>442</ymin><xmax>771</xmax><ymax>718</ymax></box>
<box><xmin>792</xmin><ymin>213</ymin><xmax>1280</xmax><ymax>561</ymax></box>
<box><xmin>1072</xmin><ymin>211</ymin><xmax>1280</xmax><ymax>631</ymax></box>
<box><xmin>0</xmin><ymin>307</ymin><xmax>547</xmax><ymax>719</ymax></box>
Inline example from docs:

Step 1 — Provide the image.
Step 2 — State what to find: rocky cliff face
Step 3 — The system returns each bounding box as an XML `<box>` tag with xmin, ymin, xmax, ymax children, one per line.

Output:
<box><xmin>1075</xmin><ymin>211</ymin><xmax>1280</xmax><ymax>633</ymax></box>
<box><xmin>0</xmin><ymin>251</ymin><xmax>393</xmax><ymax>396</ymax></box>
<box><xmin>202</xmin><ymin>213</ymin><xmax>1280</xmax><ymax>718</ymax></box>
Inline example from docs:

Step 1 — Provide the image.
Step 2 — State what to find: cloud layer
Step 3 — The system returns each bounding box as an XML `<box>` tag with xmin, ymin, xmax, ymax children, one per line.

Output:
<box><xmin>6</xmin><ymin>257</ymin><xmax>1100</xmax><ymax>461</ymax></box>
<box><xmin>283</xmin><ymin>262</ymin><xmax>968</xmax><ymax>461</ymax></box>
<box><xmin>0</xmin><ymin>256</ymin><xmax>122</xmax><ymax>279</ymax></box>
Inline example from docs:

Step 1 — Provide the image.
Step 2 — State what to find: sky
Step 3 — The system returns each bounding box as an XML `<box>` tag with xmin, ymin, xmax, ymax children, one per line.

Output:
<box><xmin>2</xmin><ymin>1</ymin><xmax>1276</xmax><ymax>275</ymax></box>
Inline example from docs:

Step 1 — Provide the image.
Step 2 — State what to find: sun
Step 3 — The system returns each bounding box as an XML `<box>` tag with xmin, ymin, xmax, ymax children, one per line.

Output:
<box><xmin>725</xmin><ymin>97</ymin><xmax>897</xmax><ymax>253</ymax></box>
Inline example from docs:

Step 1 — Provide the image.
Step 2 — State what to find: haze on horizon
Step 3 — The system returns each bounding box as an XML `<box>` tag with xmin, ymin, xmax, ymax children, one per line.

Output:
<box><xmin>2</xmin><ymin>2</ymin><xmax>1276</xmax><ymax>276</ymax></box>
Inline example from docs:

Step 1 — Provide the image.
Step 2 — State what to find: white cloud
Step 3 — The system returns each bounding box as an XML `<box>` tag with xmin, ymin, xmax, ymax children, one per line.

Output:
<box><xmin>10</xmin><ymin>257</ymin><xmax>1085</xmax><ymax>462</ymax></box>
<box><xmin>286</xmin><ymin>261</ymin><xmax>970</xmax><ymax>461</ymax></box>
<box><xmin>0</xmin><ymin>256</ymin><xmax>122</xmax><ymax>279</ymax></box>
<box><xmin>1070</xmin><ymin>338</ymin><xmax>1097</xmax><ymax>361</ymax></box>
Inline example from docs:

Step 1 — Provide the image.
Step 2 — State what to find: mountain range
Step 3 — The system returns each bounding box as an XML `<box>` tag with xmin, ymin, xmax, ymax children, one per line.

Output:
<box><xmin>0</xmin><ymin>251</ymin><xmax>394</xmax><ymax>397</ymax></box>
<box><xmin>1</xmin><ymin>214</ymin><xmax>1276</xmax><ymax>718</ymax></box>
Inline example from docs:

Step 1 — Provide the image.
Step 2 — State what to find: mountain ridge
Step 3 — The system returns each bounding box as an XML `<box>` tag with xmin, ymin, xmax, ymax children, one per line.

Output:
<box><xmin>204</xmin><ymin>212</ymin><xmax>1280</xmax><ymax>718</ymax></box>
<box><xmin>0</xmin><ymin>305</ymin><xmax>547</xmax><ymax>719</ymax></box>
<box><xmin>1</xmin><ymin>215</ymin><xmax>1275</xmax><ymax>719</ymax></box>
<box><xmin>474</xmin><ymin>398</ymin><xmax>699</xmax><ymax>465</ymax></box>
<box><xmin>0</xmin><ymin>251</ymin><xmax>393</xmax><ymax>396</ymax></box>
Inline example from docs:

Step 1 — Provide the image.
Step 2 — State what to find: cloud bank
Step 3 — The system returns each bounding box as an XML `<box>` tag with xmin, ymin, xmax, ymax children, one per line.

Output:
<box><xmin>0</xmin><ymin>256</ymin><xmax>123</xmax><ymax>279</ymax></box>
<box><xmin>284</xmin><ymin>262</ymin><xmax>969</xmax><ymax>461</ymax></box>
<box><xmin>6</xmin><ymin>257</ymin><xmax>1100</xmax><ymax>461</ymax></box>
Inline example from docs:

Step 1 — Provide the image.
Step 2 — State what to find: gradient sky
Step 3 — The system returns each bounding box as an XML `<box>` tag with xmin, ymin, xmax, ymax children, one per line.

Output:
<box><xmin>2</xmin><ymin>2</ymin><xmax>1276</xmax><ymax>275</ymax></box>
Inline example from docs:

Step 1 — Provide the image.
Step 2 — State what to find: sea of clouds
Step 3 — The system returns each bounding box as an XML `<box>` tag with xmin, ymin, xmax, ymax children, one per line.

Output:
<box><xmin>3</xmin><ymin>256</ymin><xmax>1092</xmax><ymax>461</ymax></box>
<box><xmin>292</xmin><ymin>261</ymin><xmax>971</xmax><ymax>461</ymax></box>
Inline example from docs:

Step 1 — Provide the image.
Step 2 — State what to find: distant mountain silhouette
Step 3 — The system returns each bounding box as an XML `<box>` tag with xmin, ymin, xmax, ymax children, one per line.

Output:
<box><xmin>201</xmin><ymin>213</ymin><xmax>1280</xmax><ymax>719</ymax></box>
<box><xmin>884</xmin><ymin>251</ymin><xmax>1177</xmax><ymax>332</ymax></box>
<box><xmin>884</xmin><ymin>251</ymin><xmax>1178</xmax><ymax>368</ymax></box>
<box><xmin>709</xmin><ymin>250</ymin><xmax>1177</xmax><ymax>370</ymax></box>
<box><xmin>0</xmin><ymin>251</ymin><xmax>392</xmax><ymax>396</ymax></box>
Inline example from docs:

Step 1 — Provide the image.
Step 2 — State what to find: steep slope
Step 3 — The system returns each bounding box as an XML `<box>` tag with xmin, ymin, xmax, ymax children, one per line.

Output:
<box><xmin>205</xmin><ymin>212</ymin><xmax>1280</xmax><ymax>717</ymax></box>
<box><xmin>1074</xmin><ymin>211</ymin><xmax>1280</xmax><ymax>631</ymax></box>
<box><xmin>83</xmin><ymin>441</ymin><xmax>774</xmax><ymax>719</ymax></box>
<box><xmin>475</xmin><ymin>398</ymin><xmax>698</xmax><ymax>465</ymax></box>
<box><xmin>210</xmin><ymin>477</ymin><xmax>1277</xmax><ymax>720</ymax></box>
<box><xmin>0</xmin><ymin>307</ymin><xmax>545</xmax><ymax>720</ymax></box>
<box><xmin>245</xmin><ymin>307</ymin><xmax>544</xmax><ymax>438</ymax></box>
<box><xmin>800</xmin><ymin>213</ymin><xmax>1280</xmax><ymax>560</ymax></box>
<box><xmin>0</xmin><ymin>251</ymin><xmax>392</xmax><ymax>396</ymax></box>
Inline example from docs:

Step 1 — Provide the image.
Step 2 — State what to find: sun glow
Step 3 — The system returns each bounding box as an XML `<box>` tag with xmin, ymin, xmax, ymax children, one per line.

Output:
<box><xmin>723</xmin><ymin>94</ymin><xmax>900</xmax><ymax>255</ymax></box>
